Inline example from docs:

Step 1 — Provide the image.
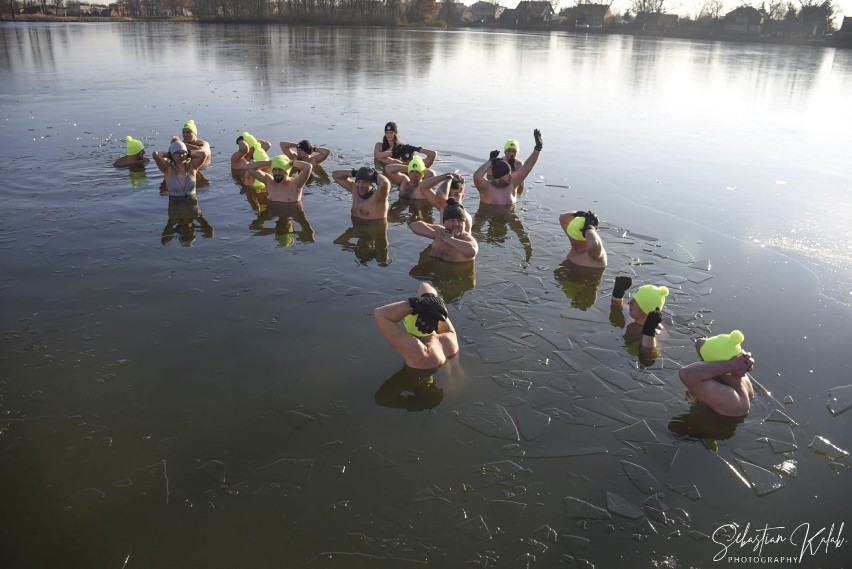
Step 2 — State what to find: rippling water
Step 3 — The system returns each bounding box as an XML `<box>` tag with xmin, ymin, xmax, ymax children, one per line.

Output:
<box><xmin>1</xmin><ymin>22</ymin><xmax>851</xmax><ymax>568</ymax></box>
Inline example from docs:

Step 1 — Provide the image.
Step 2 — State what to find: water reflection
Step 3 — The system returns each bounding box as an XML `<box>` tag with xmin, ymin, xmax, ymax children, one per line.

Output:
<box><xmin>160</xmin><ymin>196</ymin><xmax>214</xmax><ymax>246</ymax></box>
<box><xmin>553</xmin><ymin>260</ymin><xmax>604</xmax><ymax>311</ymax></box>
<box><xmin>249</xmin><ymin>201</ymin><xmax>315</xmax><ymax>246</ymax></box>
<box><xmin>333</xmin><ymin>216</ymin><xmax>390</xmax><ymax>266</ymax></box>
<box><xmin>388</xmin><ymin>197</ymin><xmax>436</xmax><ymax>226</ymax></box>
<box><xmin>374</xmin><ymin>364</ymin><xmax>444</xmax><ymax>412</ymax></box>
<box><xmin>471</xmin><ymin>203</ymin><xmax>532</xmax><ymax>262</ymax></box>
<box><xmin>668</xmin><ymin>401</ymin><xmax>746</xmax><ymax>445</ymax></box>
<box><xmin>409</xmin><ymin>246</ymin><xmax>476</xmax><ymax>303</ymax></box>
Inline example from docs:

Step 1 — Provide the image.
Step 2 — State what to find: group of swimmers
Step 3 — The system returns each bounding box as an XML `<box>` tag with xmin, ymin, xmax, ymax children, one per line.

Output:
<box><xmin>114</xmin><ymin>119</ymin><xmax>757</xmax><ymax>422</ymax></box>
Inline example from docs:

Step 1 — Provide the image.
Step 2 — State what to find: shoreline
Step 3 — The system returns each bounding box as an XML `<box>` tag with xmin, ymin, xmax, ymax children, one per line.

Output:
<box><xmin>1</xmin><ymin>14</ymin><xmax>848</xmax><ymax>49</ymax></box>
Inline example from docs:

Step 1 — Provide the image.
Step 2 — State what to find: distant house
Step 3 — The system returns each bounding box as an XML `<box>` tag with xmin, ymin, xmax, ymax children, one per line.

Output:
<box><xmin>633</xmin><ymin>11</ymin><xmax>678</xmax><ymax>31</ymax></box>
<box><xmin>469</xmin><ymin>0</ymin><xmax>502</xmax><ymax>23</ymax></box>
<box><xmin>723</xmin><ymin>6</ymin><xmax>764</xmax><ymax>35</ymax></box>
<box><xmin>574</xmin><ymin>3</ymin><xmax>612</xmax><ymax>29</ymax></box>
<box><xmin>829</xmin><ymin>16</ymin><xmax>852</xmax><ymax>45</ymax></box>
<box><xmin>503</xmin><ymin>1</ymin><xmax>555</xmax><ymax>25</ymax></box>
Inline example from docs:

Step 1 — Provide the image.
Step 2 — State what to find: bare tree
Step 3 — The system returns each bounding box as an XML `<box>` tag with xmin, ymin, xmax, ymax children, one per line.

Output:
<box><xmin>699</xmin><ymin>0</ymin><xmax>724</xmax><ymax>19</ymax></box>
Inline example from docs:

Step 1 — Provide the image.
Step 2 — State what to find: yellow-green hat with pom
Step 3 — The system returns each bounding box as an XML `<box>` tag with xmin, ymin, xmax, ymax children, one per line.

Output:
<box><xmin>700</xmin><ymin>330</ymin><xmax>744</xmax><ymax>362</ymax></box>
<box><xmin>504</xmin><ymin>139</ymin><xmax>520</xmax><ymax>152</ymax></box>
<box><xmin>270</xmin><ymin>154</ymin><xmax>292</xmax><ymax>173</ymax></box>
<box><xmin>183</xmin><ymin>119</ymin><xmax>198</xmax><ymax>134</ymax></box>
<box><xmin>633</xmin><ymin>284</ymin><xmax>669</xmax><ymax>314</ymax></box>
<box><xmin>407</xmin><ymin>156</ymin><xmax>426</xmax><ymax>174</ymax></box>
<box><xmin>125</xmin><ymin>135</ymin><xmax>144</xmax><ymax>156</ymax></box>
<box><xmin>566</xmin><ymin>215</ymin><xmax>587</xmax><ymax>241</ymax></box>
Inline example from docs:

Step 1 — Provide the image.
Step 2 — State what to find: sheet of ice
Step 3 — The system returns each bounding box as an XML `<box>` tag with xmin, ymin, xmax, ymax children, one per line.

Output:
<box><xmin>454</xmin><ymin>402</ymin><xmax>520</xmax><ymax>442</ymax></box>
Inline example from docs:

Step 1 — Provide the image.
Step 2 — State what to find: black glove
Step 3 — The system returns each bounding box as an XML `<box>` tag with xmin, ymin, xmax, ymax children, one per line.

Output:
<box><xmin>350</xmin><ymin>168</ymin><xmax>357</xmax><ymax>178</ymax></box>
<box><xmin>370</xmin><ymin>170</ymin><xmax>379</xmax><ymax>183</ymax></box>
<box><xmin>612</xmin><ymin>276</ymin><xmax>632</xmax><ymax>300</ymax></box>
<box><xmin>414</xmin><ymin>146</ymin><xmax>422</xmax><ymax>152</ymax></box>
<box><xmin>408</xmin><ymin>296</ymin><xmax>422</xmax><ymax>315</ymax></box>
<box><xmin>391</xmin><ymin>145</ymin><xmax>405</xmax><ymax>159</ymax></box>
<box><xmin>533</xmin><ymin>129</ymin><xmax>543</xmax><ymax>151</ymax></box>
<box><xmin>581</xmin><ymin>211</ymin><xmax>599</xmax><ymax>235</ymax></box>
<box><xmin>641</xmin><ymin>309</ymin><xmax>663</xmax><ymax>337</ymax></box>
<box><xmin>489</xmin><ymin>150</ymin><xmax>500</xmax><ymax>161</ymax></box>
<box><xmin>413</xmin><ymin>293</ymin><xmax>448</xmax><ymax>334</ymax></box>
<box><xmin>401</xmin><ymin>144</ymin><xmax>418</xmax><ymax>161</ymax></box>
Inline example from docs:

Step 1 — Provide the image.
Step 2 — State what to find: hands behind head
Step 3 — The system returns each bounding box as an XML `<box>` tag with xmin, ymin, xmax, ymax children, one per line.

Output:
<box><xmin>391</xmin><ymin>144</ymin><xmax>419</xmax><ymax>160</ymax></box>
<box><xmin>489</xmin><ymin>150</ymin><xmax>500</xmax><ymax>161</ymax></box>
<box><xmin>728</xmin><ymin>351</ymin><xmax>755</xmax><ymax>376</ymax></box>
<box><xmin>612</xmin><ymin>276</ymin><xmax>632</xmax><ymax>299</ymax></box>
<box><xmin>533</xmin><ymin>129</ymin><xmax>543</xmax><ymax>151</ymax></box>
<box><xmin>408</xmin><ymin>293</ymin><xmax>448</xmax><ymax>334</ymax></box>
<box><xmin>641</xmin><ymin>309</ymin><xmax>663</xmax><ymax>337</ymax></box>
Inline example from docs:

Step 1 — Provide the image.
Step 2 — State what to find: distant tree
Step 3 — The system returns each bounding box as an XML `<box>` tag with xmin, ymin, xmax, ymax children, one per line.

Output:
<box><xmin>798</xmin><ymin>0</ymin><xmax>835</xmax><ymax>34</ymax></box>
<box><xmin>759</xmin><ymin>0</ymin><xmax>787</xmax><ymax>19</ymax></box>
<box><xmin>698</xmin><ymin>0</ymin><xmax>724</xmax><ymax>19</ymax></box>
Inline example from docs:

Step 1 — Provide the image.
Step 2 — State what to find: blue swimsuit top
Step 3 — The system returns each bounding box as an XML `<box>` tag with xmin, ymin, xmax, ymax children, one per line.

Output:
<box><xmin>167</xmin><ymin>170</ymin><xmax>197</xmax><ymax>198</ymax></box>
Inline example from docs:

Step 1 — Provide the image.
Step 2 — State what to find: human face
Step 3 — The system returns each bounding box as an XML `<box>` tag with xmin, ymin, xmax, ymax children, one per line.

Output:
<box><xmin>628</xmin><ymin>299</ymin><xmax>646</xmax><ymax>323</ymax></box>
<box><xmin>504</xmin><ymin>149</ymin><xmax>517</xmax><ymax>160</ymax></box>
<box><xmin>172</xmin><ymin>150</ymin><xmax>188</xmax><ymax>162</ymax></box>
<box><xmin>443</xmin><ymin>217</ymin><xmax>465</xmax><ymax>236</ymax></box>
<box><xmin>182</xmin><ymin>129</ymin><xmax>195</xmax><ymax>142</ymax></box>
<box><xmin>272</xmin><ymin>168</ymin><xmax>286</xmax><ymax>183</ymax></box>
<box><xmin>408</xmin><ymin>170</ymin><xmax>422</xmax><ymax>184</ymax></box>
<box><xmin>492</xmin><ymin>173</ymin><xmax>512</xmax><ymax>187</ymax></box>
<box><xmin>384</xmin><ymin>128</ymin><xmax>395</xmax><ymax>142</ymax></box>
<box><xmin>355</xmin><ymin>179</ymin><xmax>372</xmax><ymax>196</ymax></box>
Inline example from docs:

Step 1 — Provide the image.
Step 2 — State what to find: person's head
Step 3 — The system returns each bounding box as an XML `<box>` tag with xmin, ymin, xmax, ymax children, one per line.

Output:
<box><xmin>491</xmin><ymin>159</ymin><xmax>512</xmax><ymax>187</ymax></box>
<box><xmin>125</xmin><ymin>135</ymin><xmax>144</xmax><ymax>158</ymax></box>
<box><xmin>296</xmin><ymin>139</ymin><xmax>314</xmax><ymax>160</ymax></box>
<box><xmin>354</xmin><ymin>166</ymin><xmax>376</xmax><ymax>196</ymax></box>
<box><xmin>168</xmin><ymin>139</ymin><xmax>189</xmax><ymax>163</ymax></box>
<box><xmin>697</xmin><ymin>330</ymin><xmax>745</xmax><ymax>363</ymax></box>
<box><xmin>270</xmin><ymin>155</ymin><xmax>292</xmax><ymax>182</ymax></box>
<box><xmin>403</xmin><ymin>313</ymin><xmax>435</xmax><ymax>337</ymax></box>
<box><xmin>182</xmin><ymin>119</ymin><xmax>198</xmax><ymax>142</ymax></box>
<box><xmin>449</xmin><ymin>174</ymin><xmax>465</xmax><ymax>202</ymax></box>
<box><xmin>504</xmin><ymin>139</ymin><xmax>520</xmax><ymax>161</ymax></box>
<box><xmin>628</xmin><ymin>284</ymin><xmax>669</xmax><ymax>322</ymax></box>
<box><xmin>384</xmin><ymin>121</ymin><xmax>398</xmax><ymax>143</ymax></box>
<box><xmin>407</xmin><ymin>156</ymin><xmax>426</xmax><ymax>184</ymax></box>
<box><xmin>442</xmin><ymin>197</ymin><xmax>467</xmax><ymax>235</ymax></box>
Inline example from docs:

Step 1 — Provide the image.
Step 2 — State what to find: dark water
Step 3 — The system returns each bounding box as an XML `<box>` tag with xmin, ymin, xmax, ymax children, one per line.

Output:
<box><xmin>1</xmin><ymin>23</ymin><xmax>851</xmax><ymax>568</ymax></box>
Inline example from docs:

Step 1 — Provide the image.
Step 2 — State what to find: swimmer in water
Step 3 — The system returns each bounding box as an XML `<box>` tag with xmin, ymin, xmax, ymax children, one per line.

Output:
<box><xmin>332</xmin><ymin>166</ymin><xmax>391</xmax><ymax>220</ymax></box>
<box><xmin>473</xmin><ymin>129</ymin><xmax>542</xmax><ymax>206</ymax></box>
<box><xmin>559</xmin><ymin>210</ymin><xmax>607</xmax><ymax>268</ymax></box>
<box><xmin>231</xmin><ymin>132</ymin><xmax>271</xmax><ymax>171</ymax></box>
<box><xmin>246</xmin><ymin>154</ymin><xmax>313</xmax><ymax>203</ymax></box>
<box><xmin>419</xmin><ymin>172</ymin><xmax>472</xmax><ymax>232</ymax></box>
<box><xmin>113</xmin><ymin>135</ymin><xmax>149</xmax><ymax>169</ymax></box>
<box><xmin>485</xmin><ymin>139</ymin><xmax>525</xmax><ymax>178</ymax></box>
<box><xmin>679</xmin><ymin>331</ymin><xmax>755</xmax><ymax>417</ymax></box>
<box><xmin>374</xmin><ymin>121</ymin><xmax>403</xmax><ymax>166</ymax></box>
<box><xmin>410</xmin><ymin>198</ymin><xmax>478</xmax><ymax>262</ymax></box>
<box><xmin>181</xmin><ymin>119</ymin><xmax>211</xmax><ymax>167</ymax></box>
<box><xmin>610</xmin><ymin>278</ymin><xmax>667</xmax><ymax>362</ymax></box>
<box><xmin>279</xmin><ymin>139</ymin><xmax>331</xmax><ymax>166</ymax></box>
<box><xmin>373</xmin><ymin>282</ymin><xmax>458</xmax><ymax>369</ymax></box>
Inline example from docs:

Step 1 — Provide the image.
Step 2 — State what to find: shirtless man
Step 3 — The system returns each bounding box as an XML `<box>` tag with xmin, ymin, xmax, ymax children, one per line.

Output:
<box><xmin>373</xmin><ymin>282</ymin><xmax>458</xmax><ymax>370</ymax></box>
<box><xmin>395</xmin><ymin>156</ymin><xmax>431</xmax><ymax>200</ymax></box>
<box><xmin>332</xmin><ymin>166</ymin><xmax>391</xmax><ymax>220</ymax></box>
<box><xmin>473</xmin><ymin>129</ymin><xmax>542</xmax><ymax>206</ymax></box>
<box><xmin>246</xmin><ymin>155</ymin><xmax>313</xmax><ymax>203</ymax></box>
<box><xmin>113</xmin><ymin>135</ymin><xmax>148</xmax><ymax>169</ymax></box>
<box><xmin>559</xmin><ymin>210</ymin><xmax>606</xmax><ymax>268</ymax></box>
<box><xmin>181</xmin><ymin>119</ymin><xmax>211</xmax><ymax>166</ymax></box>
<box><xmin>419</xmin><ymin>172</ymin><xmax>472</xmax><ymax>232</ymax></box>
<box><xmin>610</xmin><ymin>278</ymin><xmax>668</xmax><ymax>365</ymax></box>
<box><xmin>279</xmin><ymin>139</ymin><xmax>331</xmax><ymax>166</ymax></box>
<box><xmin>679</xmin><ymin>331</ymin><xmax>755</xmax><ymax>417</ymax></box>
<box><xmin>410</xmin><ymin>199</ymin><xmax>478</xmax><ymax>262</ymax></box>
<box><xmin>486</xmin><ymin>139</ymin><xmax>525</xmax><ymax>178</ymax></box>
<box><xmin>230</xmin><ymin>132</ymin><xmax>271</xmax><ymax>170</ymax></box>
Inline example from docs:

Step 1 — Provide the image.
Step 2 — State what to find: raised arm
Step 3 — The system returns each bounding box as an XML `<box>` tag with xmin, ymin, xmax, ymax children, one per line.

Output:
<box><xmin>152</xmin><ymin>151</ymin><xmax>170</xmax><ymax>174</ymax></box>
<box><xmin>279</xmin><ymin>141</ymin><xmax>299</xmax><ymax>160</ymax></box>
<box><xmin>473</xmin><ymin>159</ymin><xmax>492</xmax><ymax>194</ymax></box>
<box><xmin>291</xmin><ymin>159</ymin><xmax>314</xmax><ymax>186</ymax></box>
<box><xmin>419</xmin><ymin>173</ymin><xmax>453</xmax><ymax>209</ymax></box>
<box><xmin>510</xmin><ymin>129</ymin><xmax>542</xmax><ymax>186</ymax></box>
<box><xmin>246</xmin><ymin>160</ymin><xmax>274</xmax><ymax>183</ymax></box>
<box><xmin>410</xmin><ymin>221</ymin><xmax>441</xmax><ymax>239</ymax></box>
<box><xmin>332</xmin><ymin>169</ymin><xmax>356</xmax><ymax>192</ymax></box>
<box><xmin>312</xmin><ymin>146</ymin><xmax>331</xmax><ymax>164</ymax></box>
<box><xmin>188</xmin><ymin>149</ymin><xmax>208</xmax><ymax>170</ymax></box>
<box><xmin>420</xmin><ymin>147</ymin><xmax>437</xmax><ymax>168</ymax></box>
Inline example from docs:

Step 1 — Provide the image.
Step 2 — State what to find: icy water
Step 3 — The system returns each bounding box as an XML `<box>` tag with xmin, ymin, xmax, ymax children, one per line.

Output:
<box><xmin>1</xmin><ymin>22</ymin><xmax>851</xmax><ymax>568</ymax></box>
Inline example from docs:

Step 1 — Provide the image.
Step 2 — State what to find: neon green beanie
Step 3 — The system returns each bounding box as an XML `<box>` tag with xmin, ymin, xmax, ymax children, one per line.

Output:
<box><xmin>270</xmin><ymin>154</ymin><xmax>292</xmax><ymax>173</ymax></box>
<box><xmin>633</xmin><ymin>284</ymin><xmax>669</xmax><ymax>314</ymax></box>
<box><xmin>504</xmin><ymin>139</ymin><xmax>520</xmax><ymax>152</ymax></box>
<box><xmin>408</xmin><ymin>156</ymin><xmax>426</xmax><ymax>173</ymax></box>
<box><xmin>183</xmin><ymin>119</ymin><xmax>197</xmax><ymax>134</ymax></box>
<box><xmin>404</xmin><ymin>314</ymin><xmax>434</xmax><ymax>337</ymax></box>
<box><xmin>253</xmin><ymin>146</ymin><xmax>269</xmax><ymax>161</ymax></box>
<box><xmin>700</xmin><ymin>330</ymin><xmax>745</xmax><ymax>362</ymax></box>
<box><xmin>125</xmin><ymin>135</ymin><xmax>144</xmax><ymax>156</ymax></box>
<box><xmin>242</xmin><ymin>132</ymin><xmax>258</xmax><ymax>149</ymax></box>
<box><xmin>567</xmin><ymin>215</ymin><xmax>586</xmax><ymax>241</ymax></box>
